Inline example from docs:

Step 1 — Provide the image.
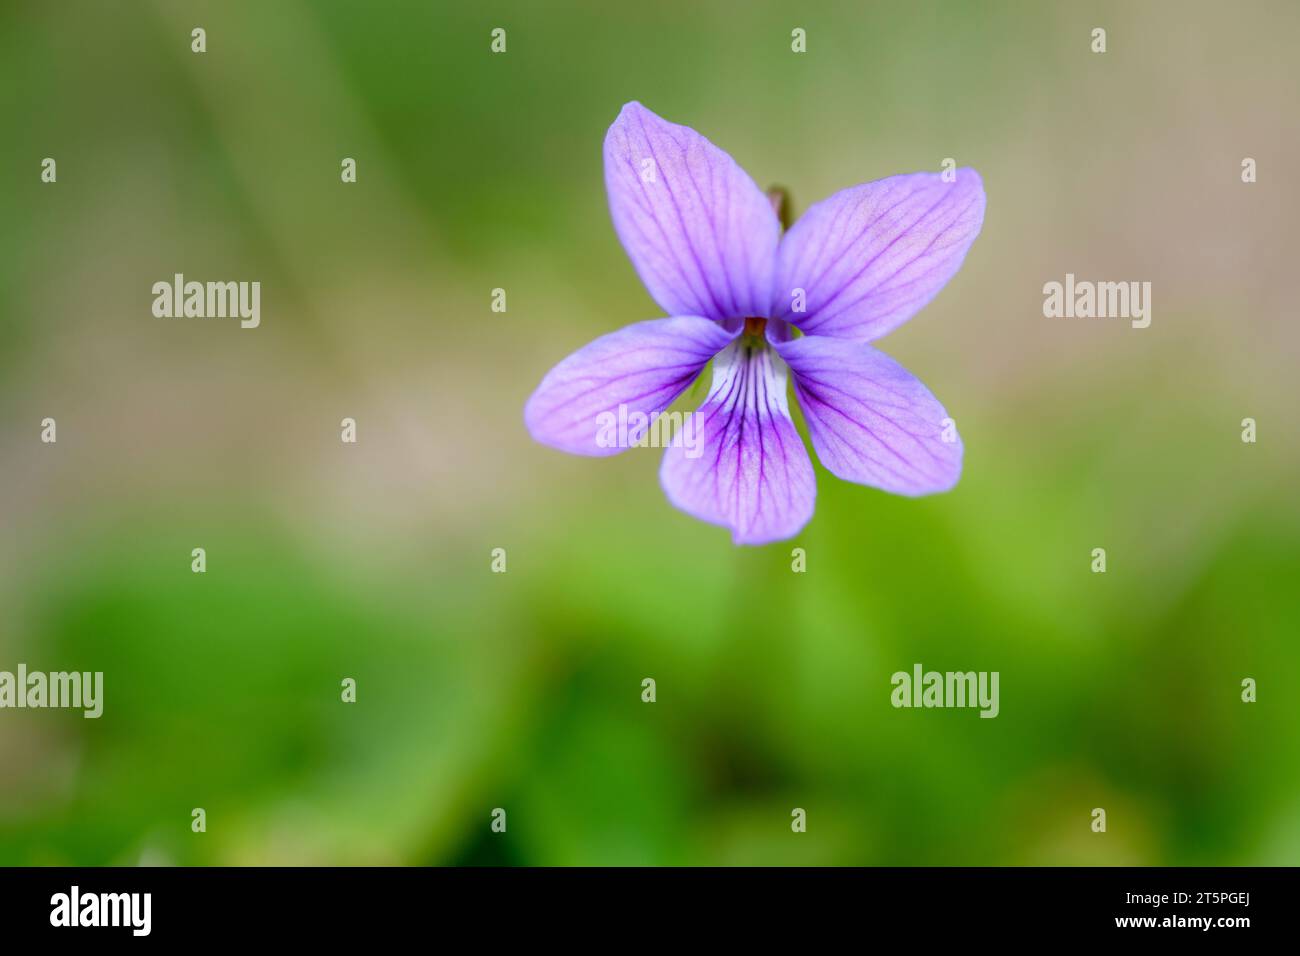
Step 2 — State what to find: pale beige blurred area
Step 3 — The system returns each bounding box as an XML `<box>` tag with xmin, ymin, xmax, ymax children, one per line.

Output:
<box><xmin>4</xmin><ymin>0</ymin><xmax>1297</xmax><ymax>568</ymax></box>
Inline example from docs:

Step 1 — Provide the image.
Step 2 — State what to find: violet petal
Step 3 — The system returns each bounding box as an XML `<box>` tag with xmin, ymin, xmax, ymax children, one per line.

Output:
<box><xmin>772</xmin><ymin>169</ymin><xmax>985</xmax><ymax>342</ymax></box>
<box><xmin>660</xmin><ymin>338</ymin><xmax>815</xmax><ymax>544</ymax></box>
<box><xmin>525</xmin><ymin>316</ymin><xmax>736</xmax><ymax>456</ymax></box>
<box><xmin>776</xmin><ymin>334</ymin><xmax>962</xmax><ymax>495</ymax></box>
<box><xmin>605</xmin><ymin>102</ymin><xmax>780</xmax><ymax>323</ymax></box>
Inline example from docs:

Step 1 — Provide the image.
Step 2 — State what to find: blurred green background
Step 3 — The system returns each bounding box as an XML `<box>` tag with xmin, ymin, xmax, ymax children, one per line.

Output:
<box><xmin>2</xmin><ymin>0</ymin><xmax>1298</xmax><ymax>865</ymax></box>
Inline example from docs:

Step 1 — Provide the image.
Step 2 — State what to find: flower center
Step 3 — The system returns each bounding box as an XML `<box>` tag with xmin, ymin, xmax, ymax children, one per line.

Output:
<box><xmin>743</xmin><ymin>316</ymin><xmax>767</xmax><ymax>338</ymax></box>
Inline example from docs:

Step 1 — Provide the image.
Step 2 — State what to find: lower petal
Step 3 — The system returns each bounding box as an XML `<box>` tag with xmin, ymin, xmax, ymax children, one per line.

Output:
<box><xmin>776</xmin><ymin>335</ymin><xmax>962</xmax><ymax>496</ymax></box>
<box><xmin>660</xmin><ymin>337</ymin><xmax>816</xmax><ymax>545</ymax></box>
<box><xmin>525</xmin><ymin>316</ymin><xmax>736</xmax><ymax>456</ymax></box>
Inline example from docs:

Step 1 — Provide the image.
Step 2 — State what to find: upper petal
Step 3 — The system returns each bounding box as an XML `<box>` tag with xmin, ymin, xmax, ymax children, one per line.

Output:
<box><xmin>525</xmin><ymin>316</ymin><xmax>736</xmax><ymax>456</ymax></box>
<box><xmin>660</xmin><ymin>338</ymin><xmax>815</xmax><ymax>545</ymax></box>
<box><xmin>775</xmin><ymin>335</ymin><xmax>962</xmax><ymax>496</ymax></box>
<box><xmin>771</xmin><ymin>169</ymin><xmax>985</xmax><ymax>342</ymax></box>
<box><xmin>605</xmin><ymin>102</ymin><xmax>780</xmax><ymax>323</ymax></box>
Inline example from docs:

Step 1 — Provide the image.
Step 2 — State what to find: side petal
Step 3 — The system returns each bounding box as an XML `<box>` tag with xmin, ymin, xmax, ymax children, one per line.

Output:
<box><xmin>776</xmin><ymin>335</ymin><xmax>962</xmax><ymax>496</ymax></box>
<box><xmin>772</xmin><ymin>169</ymin><xmax>985</xmax><ymax>342</ymax></box>
<box><xmin>660</xmin><ymin>339</ymin><xmax>815</xmax><ymax>545</ymax></box>
<box><xmin>525</xmin><ymin>316</ymin><xmax>736</xmax><ymax>456</ymax></box>
<box><xmin>605</xmin><ymin>101</ymin><xmax>780</xmax><ymax>323</ymax></box>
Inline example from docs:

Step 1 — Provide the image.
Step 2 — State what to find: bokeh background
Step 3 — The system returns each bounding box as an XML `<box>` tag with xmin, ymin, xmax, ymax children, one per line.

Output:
<box><xmin>2</xmin><ymin>0</ymin><xmax>1298</xmax><ymax>865</ymax></box>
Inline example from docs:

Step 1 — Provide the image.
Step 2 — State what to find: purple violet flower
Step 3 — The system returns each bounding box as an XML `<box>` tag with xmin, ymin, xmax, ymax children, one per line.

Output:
<box><xmin>525</xmin><ymin>102</ymin><xmax>986</xmax><ymax>545</ymax></box>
